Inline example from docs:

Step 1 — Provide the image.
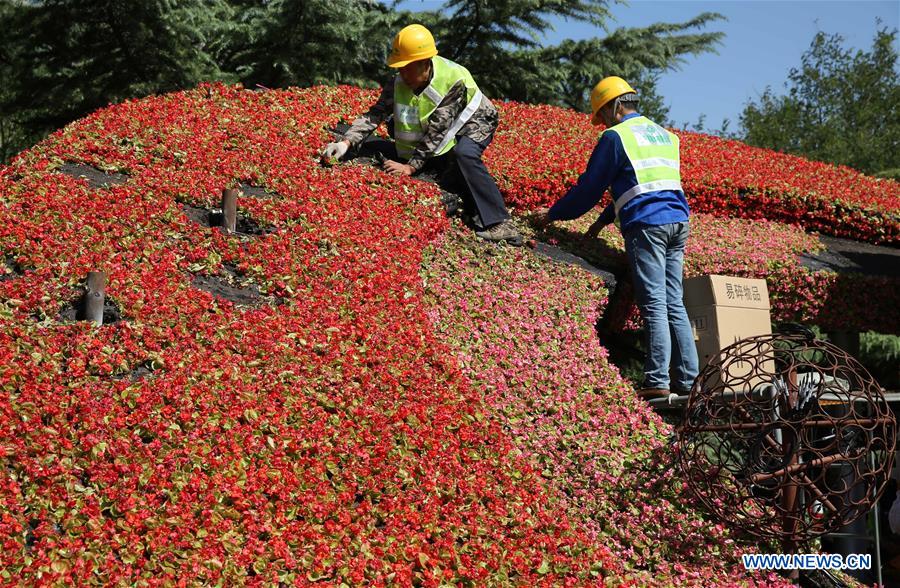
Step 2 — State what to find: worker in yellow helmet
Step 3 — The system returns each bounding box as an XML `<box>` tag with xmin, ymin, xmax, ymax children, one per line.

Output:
<box><xmin>322</xmin><ymin>24</ymin><xmax>522</xmax><ymax>245</ymax></box>
<box><xmin>538</xmin><ymin>76</ymin><xmax>699</xmax><ymax>401</ymax></box>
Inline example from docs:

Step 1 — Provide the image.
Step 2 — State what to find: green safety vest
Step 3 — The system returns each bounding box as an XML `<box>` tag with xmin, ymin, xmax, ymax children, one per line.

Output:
<box><xmin>393</xmin><ymin>55</ymin><xmax>483</xmax><ymax>160</ymax></box>
<box><xmin>603</xmin><ymin>116</ymin><xmax>682</xmax><ymax>215</ymax></box>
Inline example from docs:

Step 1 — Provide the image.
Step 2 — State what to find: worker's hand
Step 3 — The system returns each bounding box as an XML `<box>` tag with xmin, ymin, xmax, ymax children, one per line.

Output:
<box><xmin>384</xmin><ymin>160</ymin><xmax>414</xmax><ymax>176</ymax></box>
<box><xmin>585</xmin><ymin>218</ymin><xmax>607</xmax><ymax>238</ymax></box>
<box><xmin>322</xmin><ymin>140</ymin><xmax>350</xmax><ymax>161</ymax></box>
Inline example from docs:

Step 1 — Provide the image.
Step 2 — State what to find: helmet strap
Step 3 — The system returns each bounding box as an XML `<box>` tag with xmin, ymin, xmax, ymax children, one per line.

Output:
<box><xmin>609</xmin><ymin>96</ymin><xmax>623</xmax><ymax>125</ymax></box>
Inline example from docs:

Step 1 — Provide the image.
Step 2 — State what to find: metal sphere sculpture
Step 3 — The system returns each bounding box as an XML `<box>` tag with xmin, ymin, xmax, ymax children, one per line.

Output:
<box><xmin>677</xmin><ymin>331</ymin><xmax>895</xmax><ymax>544</ymax></box>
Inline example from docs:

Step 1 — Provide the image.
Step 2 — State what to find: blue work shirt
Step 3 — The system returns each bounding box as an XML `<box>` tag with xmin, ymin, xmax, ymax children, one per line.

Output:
<box><xmin>547</xmin><ymin>113</ymin><xmax>690</xmax><ymax>233</ymax></box>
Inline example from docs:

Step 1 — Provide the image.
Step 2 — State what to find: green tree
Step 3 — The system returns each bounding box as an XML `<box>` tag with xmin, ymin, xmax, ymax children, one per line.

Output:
<box><xmin>2</xmin><ymin>0</ymin><xmax>725</xmax><ymax>159</ymax></box>
<box><xmin>739</xmin><ymin>27</ymin><xmax>900</xmax><ymax>175</ymax></box>
<box><xmin>401</xmin><ymin>1</ymin><xmax>724</xmax><ymax>124</ymax></box>
<box><xmin>224</xmin><ymin>0</ymin><xmax>396</xmax><ymax>89</ymax></box>
<box><xmin>523</xmin><ymin>13</ymin><xmax>724</xmax><ymax>122</ymax></box>
<box><xmin>0</xmin><ymin>1</ymin><xmax>28</xmax><ymax>161</ymax></box>
<box><xmin>1</xmin><ymin>0</ymin><xmax>230</xmax><ymax>152</ymax></box>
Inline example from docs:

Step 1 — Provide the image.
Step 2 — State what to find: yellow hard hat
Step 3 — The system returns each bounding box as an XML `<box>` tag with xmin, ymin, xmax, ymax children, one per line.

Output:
<box><xmin>590</xmin><ymin>76</ymin><xmax>637</xmax><ymax>126</ymax></box>
<box><xmin>387</xmin><ymin>24</ymin><xmax>438</xmax><ymax>68</ymax></box>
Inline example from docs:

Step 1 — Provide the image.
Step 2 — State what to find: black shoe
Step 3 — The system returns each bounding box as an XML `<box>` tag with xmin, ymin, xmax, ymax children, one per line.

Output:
<box><xmin>440</xmin><ymin>192</ymin><xmax>463</xmax><ymax>217</ymax></box>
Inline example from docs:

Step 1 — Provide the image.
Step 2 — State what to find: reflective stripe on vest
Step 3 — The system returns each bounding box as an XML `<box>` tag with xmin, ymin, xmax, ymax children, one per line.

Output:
<box><xmin>393</xmin><ymin>55</ymin><xmax>481</xmax><ymax>160</ymax></box>
<box><xmin>434</xmin><ymin>89</ymin><xmax>482</xmax><ymax>153</ymax></box>
<box><xmin>630</xmin><ymin>157</ymin><xmax>679</xmax><ymax>171</ymax></box>
<box><xmin>603</xmin><ymin>116</ymin><xmax>682</xmax><ymax>214</ymax></box>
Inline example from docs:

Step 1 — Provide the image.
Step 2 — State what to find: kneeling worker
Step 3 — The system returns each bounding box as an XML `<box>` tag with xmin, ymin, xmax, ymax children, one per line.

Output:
<box><xmin>322</xmin><ymin>24</ymin><xmax>522</xmax><ymax>245</ymax></box>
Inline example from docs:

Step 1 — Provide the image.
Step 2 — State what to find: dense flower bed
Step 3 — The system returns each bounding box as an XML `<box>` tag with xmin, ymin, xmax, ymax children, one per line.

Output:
<box><xmin>0</xmin><ymin>84</ymin><xmax>620</xmax><ymax>585</ymax></box>
<box><xmin>487</xmin><ymin>103</ymin><xmax>900</xmax><ymax>245</ymax></box>
<box><xmin>420</xmin><ymin>228</ymin><xmax>786</xmax><ymax>586</ymax></box>
<box><xmin>1</xmin><ymin>82</ymin><xmax>892</xmax><ymax>585</ymax></box>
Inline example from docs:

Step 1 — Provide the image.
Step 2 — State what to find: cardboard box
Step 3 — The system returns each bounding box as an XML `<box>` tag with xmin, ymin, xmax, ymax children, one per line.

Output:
<box><xmin>683</xmin><ymin>275</ymin><xmax>773</xmax><ymax>391</ymax></box>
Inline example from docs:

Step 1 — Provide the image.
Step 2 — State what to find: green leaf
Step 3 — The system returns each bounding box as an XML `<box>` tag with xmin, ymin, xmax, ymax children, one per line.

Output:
<box><xmin>50</xmin><ymin>560</ymin><xmax>69</xmax><ymax>574</ymax></box>
<box><xmin>90</xmin><ymin>442</ymin><xmax>108</xmax><ymax>458</ymax></box>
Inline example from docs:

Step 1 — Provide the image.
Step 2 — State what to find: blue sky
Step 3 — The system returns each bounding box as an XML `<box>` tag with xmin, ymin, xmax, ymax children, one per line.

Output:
<box><xmin>390</xmin><ymin>1</ymin><xmax>899</xmax><ymax>131</ymax></box>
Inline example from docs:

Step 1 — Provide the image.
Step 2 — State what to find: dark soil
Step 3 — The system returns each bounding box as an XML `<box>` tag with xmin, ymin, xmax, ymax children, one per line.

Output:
<box><xmin>57</xmin><ymin>163</ymin><xmax>129</xmax><ymax>189</ymax></box>
<box><xmin>190</xmin><ymin>263</ymin><xmax>278</xmax><ymax>307</ymax></box>
<box><xmin>801</xmin><ymin>235</ymin><xmax>900</xmax><ymax>278</ymax></box>
<box><xmin>181</xmin><ymin>203</ymin><xmax>275</xmax><ymax>236</ymax></box>
<box><xmin>111</xmin><ymin>363</ymin><xmax>153</xmax><ymax>382</ymax></box>
<box><xmin>192</xmin><ymin>273</ymin><xmax>261</xmax><ymax>306</ymax></box>
<box><xmin>126</xmin><ymin>365</ymin><xmax>152</xmax><ymax>381</ymax></box>
<box><xmin>181</xmin><ymin>203</ymin><xmax>211</xmax><ymax>227</ymax></box>
<box><xmin>238</xmin><ymin>182</ymin><xmax>280</xmax><ymax>199</ymax></box>
<box><xmin>1</xmin><ymin>256</ymin><xmax>23</xmax><ymax>282</ymax></box>
<box><xmin>58</xmin><ymin>295</ymin><xmax>123</xmax><ymax>325</ymax></box>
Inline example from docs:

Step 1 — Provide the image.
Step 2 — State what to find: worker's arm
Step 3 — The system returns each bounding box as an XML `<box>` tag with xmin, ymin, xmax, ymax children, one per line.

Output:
<box><xmin>406</xmin><ymin>80</ymin><xmax>468</xmax><ymax>172</ymax></box>
<box><xmin>341</xmin><ymin>83</ymin><xmax>394</xmax><ymax>148</ymax></box>
<box><xmin>595</xmin><ymin>203</ymin><xmax>616</xmax><ymax>226</ymax></box>
<box><xmin>547</xmin><ymin>131</ymin><xmax>623</xmax><ymax>221</ymax></box>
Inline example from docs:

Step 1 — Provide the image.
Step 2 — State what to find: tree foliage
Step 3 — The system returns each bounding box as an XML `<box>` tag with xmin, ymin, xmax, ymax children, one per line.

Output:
<box><xmin>2</xmin><ymin>0</ymin><xmax>228</xmax><ymax>133</ymax></box>
<box><xmin>407</xmin><ymin>1</ymin><xmax>723</xmax><ymax>123</ymax></box>
<box><xmin>0</xmin><ymin>0</ymin><xmax>724</xmax><ymax>159</ymax></box>
<box><xmin>220</xmin><ymin>0</ymin><xmax>395</xmax><ymax>89</ymax></box>
<box><xmin>739</xmin><ymin>27</ymin><xmax>900</xmax><ymax>176</ymax></box>
<box><xmin>0</xmin><ymin>1</ymin><xmax>27</xmax><ymax>162</ymax></box>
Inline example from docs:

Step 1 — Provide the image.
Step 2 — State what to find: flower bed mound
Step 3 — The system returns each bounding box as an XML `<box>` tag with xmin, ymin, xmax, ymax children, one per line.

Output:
<box><xmin>1</xmin><ymin>83</ymin><xmax>873</xmax><ymax>586</ymax></box>
<box><xmin>487</xmin><ymin>103</ymin><xmax>900</xmax><ymax>245</ymax></box>
<box><xmin>0</xmin><ymin>84</ymin><xmax>618</xmax><ymax>585</ymax></box>
<box><xmin>420</xmin><ymin>227</ymin><xmax>787</xmax><ymax>586</ymax></box>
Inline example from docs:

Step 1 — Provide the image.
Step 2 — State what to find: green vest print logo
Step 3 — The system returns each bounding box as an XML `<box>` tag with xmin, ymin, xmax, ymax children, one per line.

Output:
<box><xmin>604</xmin><ymin>116</ymin><xmax>682</xmax><ymax>214</ymax></box>
<box><xmin>393</xmin><ymin>56</ymin><xmax>483</xmax><ymax>160</ymax></box>
<box><xmin>629</xmin><ymin>123</ymin><xmax>673</xmax><ymax>146</ymax></box>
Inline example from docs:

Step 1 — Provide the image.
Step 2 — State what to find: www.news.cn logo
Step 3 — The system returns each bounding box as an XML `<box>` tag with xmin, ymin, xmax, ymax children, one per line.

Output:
<box><xmin>742</xmin><ymin>553</ymin><xmax>871</xmax><ymax>571</ymax></box>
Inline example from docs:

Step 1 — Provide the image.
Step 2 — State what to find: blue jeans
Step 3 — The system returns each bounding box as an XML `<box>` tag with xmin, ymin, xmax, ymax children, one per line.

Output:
<box><xmin>624</xmin><ymin>221</ymin><xmax>699</xmax><ymax>391</ymax></box>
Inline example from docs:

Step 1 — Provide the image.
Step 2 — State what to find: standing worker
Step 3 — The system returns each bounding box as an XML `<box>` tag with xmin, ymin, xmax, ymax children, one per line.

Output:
<box><xmin>322</xmin><ymin>24</ymin><xmax>522</xmax><ymax>245</ymax></box>
<box><xmin>537</xmin><ymin>76</ymin><xmax>698</xmax><ymax>400</ymax></box>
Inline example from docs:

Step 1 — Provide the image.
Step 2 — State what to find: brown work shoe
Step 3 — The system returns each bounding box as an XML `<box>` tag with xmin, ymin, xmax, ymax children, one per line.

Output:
<box><xmin>475</xmin><ymin>220</ymin><xmax>524</xmax><ymax>246</ymax></box>
<box><xmin>638</xmin><ymin>387</ymin><xmax>671</xmax><ymax>400</ymax></box>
